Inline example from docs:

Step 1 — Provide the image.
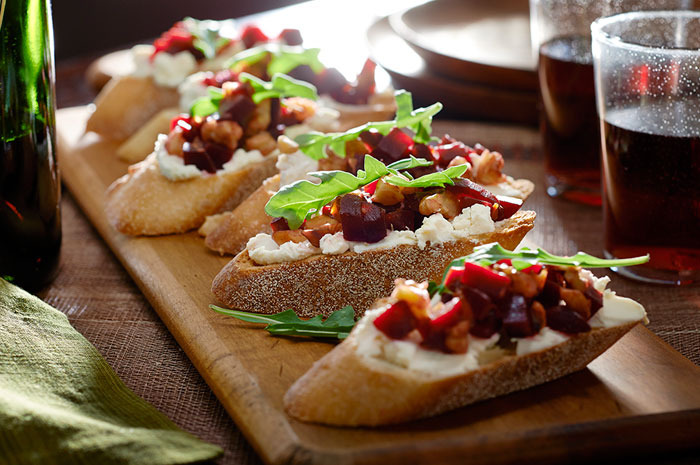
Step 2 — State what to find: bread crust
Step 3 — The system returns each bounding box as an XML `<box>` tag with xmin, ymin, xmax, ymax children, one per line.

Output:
<box><xmin>202</xmin><ymin>175</ymin><xmax>280</xmax><ymax>254</ymax></box>
<box><xmin>203</xmin><ymin>176</ymin><xmax>535</xmax><ymax>256</ymax></box>
<box><xmin>86</xmin><ymin>76</ymin><xmax>179</xmax><ymax>141</ymax></box>
<box><xmin>284</xmin><ymin>321</ymin><xmax>638</xmax><ymax>426</ymax></box>
<box><xmin>105</xmin><ymin>153</ymin><xmax>278</xmax><ymax>236</ymax></box>
<box><xmin>210</xmin><ymin>210</ymin><xmax>535</xmax><ymax>317</ymax></box>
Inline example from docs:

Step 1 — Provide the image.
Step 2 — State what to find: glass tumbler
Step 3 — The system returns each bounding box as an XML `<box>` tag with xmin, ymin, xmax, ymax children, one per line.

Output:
<box><xmin>530</xmin><ymin>0</ymin><xmax>690</xmax><ymax>206</ymax></box>
<box><xmin>592</xmin><ymin>11</ymin><xmax>700</xmax><ymax>285</ymax></box>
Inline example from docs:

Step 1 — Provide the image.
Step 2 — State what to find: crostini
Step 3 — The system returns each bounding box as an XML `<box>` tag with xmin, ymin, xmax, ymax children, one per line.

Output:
<box><xmin>203</xmin><ymin>92</ymin><xmax>534</xmax><ymax>255</ymax></box>
<box><xmin>283</xmin><ymin>244</ymin><xmax>650</xmax><ymax>426</ymax></box>
<box><xmin>210</xmin><ymin>153</ymin><xmax>536</xmax><ymax>317</ymax></box>
<box><xmin>105</xmin><ymin>73</ymin><xmax>328</xmax><ymax>236</ymax></box>
<box><xmin>86</xmin><ymin>20</ymin><xmax>300</xmax><ymax>141</ymax></box>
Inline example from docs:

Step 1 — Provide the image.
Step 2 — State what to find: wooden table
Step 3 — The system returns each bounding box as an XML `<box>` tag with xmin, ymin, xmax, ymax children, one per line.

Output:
<box><xmin>49</xmin><ymin>3</ymin><xmax>700</xmax><ymax>464</ymax></box>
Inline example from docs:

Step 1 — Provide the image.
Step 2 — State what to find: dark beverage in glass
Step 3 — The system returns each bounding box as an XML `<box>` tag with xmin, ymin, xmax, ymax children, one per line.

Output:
<box><xmin>602</xmin><ymin>100</ymin><xmax>700</xmax><ymax>284</ymax></box>
<box><xmin>538</xmin><ymin>35</ymin><xmax>601</xmax><ymax>206</ymax></box>
<box><xmin>0</xmin><ymin>0</ymin><xmax>61</xmax><ymax>291</ymax></box>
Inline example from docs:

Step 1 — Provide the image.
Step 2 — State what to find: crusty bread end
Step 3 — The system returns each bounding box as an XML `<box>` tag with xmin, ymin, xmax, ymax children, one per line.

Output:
<box><xmin>284</xmin><ymin>321</ymin><xmax>638</xmax><ymax>426</ymax></box>
<box><xmin>105</xmin><ymin>153</ymin><xmax>278</xmax><ymax>236</ymax></box>
<box><xmin>211</xmin><ymin>210</ymin><xmax>535</xmax><ymax>317</ymax></box>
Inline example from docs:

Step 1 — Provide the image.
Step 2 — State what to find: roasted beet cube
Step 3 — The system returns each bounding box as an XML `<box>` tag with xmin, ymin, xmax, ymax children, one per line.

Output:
<box><xmin>338</xmin><ymin>194</ymin><xmax>387</xmax><ymax>243</ymax></box>
<box><xmin>445</xmin><ymin>267</ymin><xmax>465</xmax><ymax>290</ymax></box>
<box><xmin>460</xmin><ymin>262</ymin><xmax>510</xmax><ymax>299</ymax></box>
<box><xmin>459</xmin><ymin>287</ymin><xmax>497</xmax><ymax>321</ymax></box>
<box><xmin>411</xmin><ymin>142</ymin><xmax>434</xmax><ymax>161</ymax></box>
<box><xmin>202</xmin><ymin>69</ymin><xmax>238</xmax><ymax>87</ymax></box>
<box><xmin>373</xmin><ymin>301</ymin><xmax>416</xmax><ymax>339</ymax></box>
<box><xmin>203</xmin><ymin>142</ymin><xmax>234</xmax><ymax>169</ymax></box>
<box><xmin>435</xmin><ymin>141</ymin><xmax>470</xmax><ymax>166</ymax></box>
<box><xmin>385</xmin><ymin>208</ymin><xmax>415</xmax><ymax>231</ymax></box>
<box><xmin>430</xmin><ymin>298</ymin><xmax>467</xmax><ymax>332</ymax></box>
<box><xmin>538</xmin><ymin>279</ymin><xmax>562</xmax><ymax>308</ymax></box>
<box><xmin>546</xmin><ymin>305</ymin><xmax>591</xmax><ymax>334</ymax></box>
<box><xmin>585</xmin><ymin>285</ymin><xmax>604</xmax><ymax>315</ymax></box>
<box><xmin>375</xmin><ymin>128</ymin><xmax>413</xmax><ymax>162</ymax></box>
<box><xmin>359</xmin><ymin>130</ymin><xmax>383</xmax><ymax>149</ymax></box>
<box><xmin>218</xmin><ymin>94</ymin><xmax>256</xmax><ymax>126</ymax></box>
<box><xmin>288</xmin><ymin>64</ymin><xmax>318</xmax><ymax>85</ymax></box>
<box><xmin>469</xmin><ymin>308</ymin><xmax>501</xmax><ymax>338</ymax></box>
<box><xmin>363</xmin><ymin>180</ymin><xmax>379</xmax><ymax>196</ymax></box>
<box><xmin>240</xmin><ymin>25</ymin><xmax>268</xmax><ymax>48</ymax></box>
<box><xmin>270</xmin><ymin>217</ymin><xmax>289</xmax><ymax>232</ymax></box>
<box><xmin>183</xmin><ymin>143</ymin><xmax>217</xmax><ymax>173</ymax></box>
<box><xmin>316</xmin><ymin>68</ymin><xmax>348</xmax><ymax>95</ymax></box>
<box><xmin>502</xmin><ymin>294</ymin><xmax>534</xmax><ymax>338</ymax></box>
<box><xmin>278</xmin><ymin>28</ymin><xmax>303</xmax><ymax>46</ymax></box>
<box><xmin>351</xmin><ymin>59</ymin><xmax>377</xmax><ymax>104</ymax></box>
<box><xmin>440</xmin><ymin>134</ymin><xmax>458</xmax><ymax>145</ymax></box>
<box><xmin>447</xmin><ymin>178</ymin><xmax>499</xmax><ymax>205</ymax></box>
<box><xmin>495</xmin><ymin>195</ymin><xmax>523</xmax><ymax>220</ymax></box>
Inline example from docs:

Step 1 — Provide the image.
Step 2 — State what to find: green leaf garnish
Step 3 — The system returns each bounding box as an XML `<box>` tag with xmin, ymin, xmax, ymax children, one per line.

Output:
<box><xmin>2</xmin><ymin>275</ymin><xmax>15</xmax><ymax>283</ymax></box>
<box><xmin>227</xmin><ymin>44</ymin><xmax>325</xmax><ymax>76</ymax></box>
<box><xmin>384</xmin><ymin>163</ymin><xmax>468</xmax><ymax>188</ymax></box>
<box><xmin>293</xmin><ymin>91</ymin><xmax>442</xmax><ymax>160</ymax></box>
<box><xmin>265</xmin><ymin>154</ymin><xmax>390</xmax><ymax>229</ymax></box>
<box><xmin>209</xmin><ymin>305</ymin><xmax>356</xmax><ymax>339</ymax></box>
<box><xmin>239</xmin><ymin>72</ymin><xmax>317</xmax><ymax>104</ymax></box>
<box><xmin>185</xmin><ymin>18</ymin><xmax>236</xmax><ymax>60</ymax></box>
<box><xmin>430</xmin><ymin>243</ymin><xmax>651</xmax><ymax>295</ymax></box>
<box><xmin>190</xmin><ymin>86</ymin><xmax>224</xmax><ymax>117</ymax></box>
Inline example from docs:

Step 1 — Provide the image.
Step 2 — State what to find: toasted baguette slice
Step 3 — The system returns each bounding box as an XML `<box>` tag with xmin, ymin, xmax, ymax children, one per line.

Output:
<box><xmin>203</xmin><ymin>176</ymin><xmax>536</xmax><ymax>256</ymax></box>
<box><xmin>105</xmin><ymin>153</ymin><xmax>278</xmax><ymax>236</ymax></box>
<box><xmin>86</xmin><ymin>76</ymin><xmax>179</xmax><ymax>141</ymax></box>
<box><xmin>211</xmin><ymin>210</ymin><xmax>535</xmax><ymax>317</ymax></box>
<box><xmin>284</xmin><ymin>321</ymin><xmax>638</xmax><ymax>426</ymax></box>
<box><xmin>116</xmin><ymin>107</ymin><xmax>179</xmax><ymax>163</ymax></box>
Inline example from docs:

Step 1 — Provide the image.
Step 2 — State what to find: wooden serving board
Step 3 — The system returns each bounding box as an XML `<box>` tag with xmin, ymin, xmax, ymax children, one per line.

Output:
<box><xmin>57</xmin><ymin>106</ymin><xmax>700</xmax><ymax>465</ymax></box>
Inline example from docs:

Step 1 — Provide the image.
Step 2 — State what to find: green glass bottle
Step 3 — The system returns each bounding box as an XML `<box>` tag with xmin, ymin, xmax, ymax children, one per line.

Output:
<box><xmin>0</xmin><ymin>0</ymin><xmax>61</xmax><ymax>291</ymax></box>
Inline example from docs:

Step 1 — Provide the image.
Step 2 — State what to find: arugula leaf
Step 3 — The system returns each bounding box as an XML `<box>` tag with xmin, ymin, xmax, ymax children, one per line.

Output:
<box><xmin>239</xmin><ymin>72</ymin><xmax>317</xmax><ymax>104</ymax></box>
<box><xmin>384</xmin><ymin>164</ymin><xmax>468</xmax><ymax>188</ymax></box>
<box><xmin>294</xmin><ymin>91</ymin><xmax>442</xmax><ymax>160</ymax></box>
<box><xmin>265</xmin><ymin>154</ymin><xmax>389</xmax><ymax>229</ymax></box>
<box><xmin>227</xmin><ymin>43</ymin><xmax>325</xmax><ymax>75</ymax></box>
<box><xmin>385</xmin><ymin>156</ymin><xmax>433</xmax><ymax>172</ymax></box>
<box><xmin>190</xmin><ymin>86</ymin><xmax>224</xmax><ymax>117</ymax></box>
<box><xmin>185</xmin><ymin>18</ymin><xmax>236</xmax><ymax>60</ymax></box>
<box><xmin>209</xmin><ymin>305</ymin><xmax>356</xmax><ymax>339</ymax></box>
<box><xmin>437</xmin><ymin>243</ymin><xmax>651</xmax><ymax>290</ymax></box>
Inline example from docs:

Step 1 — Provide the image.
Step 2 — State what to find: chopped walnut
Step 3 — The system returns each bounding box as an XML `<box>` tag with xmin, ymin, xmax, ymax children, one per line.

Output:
<box><xmin>200</xmin><ymin>119</ymin><xmax>243</xmax><ymax>150</ymax></box>
<box><xmin>372</xmin><ymin>179</ymin><xmax>404</xmax><ymax>206</ymax></box>
<box><xmin>245</xmin><ymin>99</ymin><xmax>272</xmax><ymax>136</ymax></box>
<box><xmin>418</xmin><ymin>192</ymin><xmax>460</xmax><ymax>219</ymax></box>
<box><xmin>318</xmin><ymin>154</ymin><xmax>349</xmax><ymax>171</ymax></box>
<box><xmin>272</xmin><ymin>229</ymin><xmax>307</xmax><ymax>245</ymax></box>
<box><xmin>245</xmin><ymin>131</ymin><xmax>277</xmax><ymax>155</ymax></box>
<box><xmin>472</xmin><ymin>149</ymin><xmax>506</xmax><ymax>185</ymax></box>
<box><xmin>284</xmin><ymin>97</ymin><xmax>317</xmax><ymax>122</ymax></box>
<box><xmin>445</xmin><ymin>320</ymin><xmax>470</xmax><ymax>353</ymax></box>
<box><xmin>165</xmin><ymin>129</ymin><xmax>186</xmax><ymax>156</ymax></box>
<box><xmin>277</xmin><ymin>135</ymin><xmax>299</xmax><ymax>154</ymax></box>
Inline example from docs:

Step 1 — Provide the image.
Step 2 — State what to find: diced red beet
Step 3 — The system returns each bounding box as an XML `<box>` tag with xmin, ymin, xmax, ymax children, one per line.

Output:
<box><xmin>495</xmin><ymin>195</ymin><xmax>523</xmax><ymax>220</ymax></box>
<box><xmin>460</xmin><ymin>262</ymin><xmax>510</xmax><ymax>299</ymax></box>
<box><xmin>338</xmin><ymin>194</ymin><xmax>387</xmax><ymax>243</ymax></box>
<box><xmin>430</xmin><ymin>298</ymin><xmax>465</xmax><ymax>333</ymax></box>
<box><xmin>316</xmin><ymin>68</ymin><xmax>348</xmax><ymax>95</ymax></box>
<box><xmin>435</xmin><ymin>141</ymin><xmax>470</xmax><ymax>166</ymax></box>
<box><xmin>183</xmin><ymin>143</ymin><xmax>217</xmax><ymax>173</ymax></box>
<box><xmin>584</xmin><ymin>285</ymin><xmax>604</xmax><ymax>315</ymax></box>
<box><xmin>537</xmin><ymin>279</ymin><xmax>562</xmax><ymax>308</ymax></box>
<box><xmin>469</xmin><ymin>308</ymin><xmax>501</xmax><ymax>338</ymax></box>
<box><xmin>363</xmin><ymin>180</ymin><xmax>379</xmax><ymax>196</ymax></box>
<box><xmin>472</xmin><ymin>143</ymin><xmax>487</xmax><ymax>155</ymax></box>
<box><xmin>240</xmin><ymin>25</ymin><xmax>268</xmax><ymax>48</ymax></box>
<box><xmin>459</xmin><ymin>286</ymin><xmax>497</xmax><ymax>321</ymax></box>
<box><xmin>203</xmin><ymin>142</ymin><xmax>234</xmax><ymax>169</ymax></box>
<box><xmin>446</xmin><ymin>178</ymin><xmax>500</xmax><ymax>205</ymax></box>
<box><xmin>440</xmin><ymin>134</ymin><xmax>458</xmax><ymax>145</ymax></box>
<box><xmin>521</xmin><ymin>264</ymin><xmax>543</xmax><ymax>274</ymax></box>
<box><xmin>502</xmin><ymin>294</ymin><xmax>534</xmax><ymax>338</ymax></box>
<box><xmin>267</xmin><ymin>98</ymin><xmax>281</xmax><ymax>137</ymax></box>
<box><xmin>546</xmin><ymin>305</ymin><xmax>591</xmax><ymax>334</ymax></box>
<box><xmin>218</xmin><ymin>94</ymin><xmax>256</xmax><ymax>126</ymax></box>
<box><xmin>270</xmin><ymin>217</ymin><xmax>289</xmax><ymax>232</ymax></box>
<box><xmin>375</xmin><ymin>128</ymin><xmax>413</xmax><ymax>162</ymax></box>
<box><xmin>349</xmin><ymin>59</ymin><xmax>377</xmax><ymax>104</ymax></box>
<box><xmin>288</xmin><ymin>64</ymin><xmax>318</xmax><ymax>84</ymax></box>
<box><xmin>278</xmin><ymin>28</ymin><xmax>303</xmax><ymax>46</ymax></box>
<box><xmin>373</xmin><ymin>301</ymin><xmax>416</xmax><ymax>339</ymax></box>
<box><xmin>410</xmin><ymin>142</ymin><xmax>434</xmax><ymax>161</ymax></box>
<box><xmin>202</xmin><ymin>69</ymin><xmax>238</xmax><ymax>87</ymax></box>
<box><xmin>359</xmin><ymin>130</ymin><xmax>383</xmax><ymax>149</ymax></box>
<box><xmin>444</xmin><ymin>266</ymin><xmax>465</xmax><ymax>289</ymax></box>
<box><xmin>385</xmin><ymin>208</ymin><xmax>415</xmax><ymax>231</ymax></box>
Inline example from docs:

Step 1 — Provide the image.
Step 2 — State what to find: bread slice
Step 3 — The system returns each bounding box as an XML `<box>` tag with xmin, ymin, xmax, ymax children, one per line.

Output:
<box><xmin>116</xmin><ymin>107</ymin><xmax>179</xmax><ymax>163</ymax></box>
<box><xmin>203</xmin><ymin>176</ymin><xmax>535</xmax><ymax>256</ymax></box>
<box><xmin>210</xmin><ymin>210</ymin><xmax>535</xmax><ymax>317</ymax></box>
<box><xmin>284</xmin><ymin>320</ymin><xmax>638</xmax><ymax>426</ymax></box>
<box><xmin>105</xmin><ymin>153</ymin><xmax>278</xmax><ymax>236</ymax></box>
<box><xmin>86</xmin><ymin>76</ymin><xmax>179</xmax><ymax>141</ymax></box>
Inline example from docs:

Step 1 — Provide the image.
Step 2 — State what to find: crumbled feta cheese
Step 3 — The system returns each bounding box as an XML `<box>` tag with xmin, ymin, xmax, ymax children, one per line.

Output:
<box><xmin>415</xmin><ymin>214</ymin><xmax>455</xmax><ymax>249</ymax></box>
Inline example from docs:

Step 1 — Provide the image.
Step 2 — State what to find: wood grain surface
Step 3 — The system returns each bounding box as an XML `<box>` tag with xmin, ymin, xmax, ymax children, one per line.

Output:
<box><xmin>56</xmin><ymin>106</ymin><xmax>700</xmax><ymax>465</ymax></box>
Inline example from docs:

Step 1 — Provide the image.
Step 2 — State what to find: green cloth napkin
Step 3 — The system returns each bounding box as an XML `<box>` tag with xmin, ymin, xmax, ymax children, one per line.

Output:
<box><xmin>0</xmin><ymin>279</ymin><xmax>223</xmax><ymax>465</ymax></box>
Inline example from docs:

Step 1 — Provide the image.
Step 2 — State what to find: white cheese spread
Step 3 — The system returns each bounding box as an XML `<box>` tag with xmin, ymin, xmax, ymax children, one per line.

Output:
<box><xmin>276</xmin><ymin>150</ymin><xmax>319</xmax><ymax>186</ymax></box>
<box><xmin>247</xmin><ymin>233</ymin><xmax>319</xmax><ymax>265</ymax></box>
<box><xmin>246</xmin><ymin>203</ymin><xmax>496</xmax><ymax>265</ymax></box>
<box><xmin>155</xmin><ymin>134</ymin><xmax>273</xmax><ymax>181</ymax></box>
<box><xmin>178</xmin><ymin>72</ymin><xmax>210</xmax><ymax>111</ymax></box>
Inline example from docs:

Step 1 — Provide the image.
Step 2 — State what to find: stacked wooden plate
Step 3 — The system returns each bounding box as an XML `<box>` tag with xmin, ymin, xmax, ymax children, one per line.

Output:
<box><xmin>370</xmin><ymin>0</ymin><xmax>538</xmax><ymax>124</ymax></box>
